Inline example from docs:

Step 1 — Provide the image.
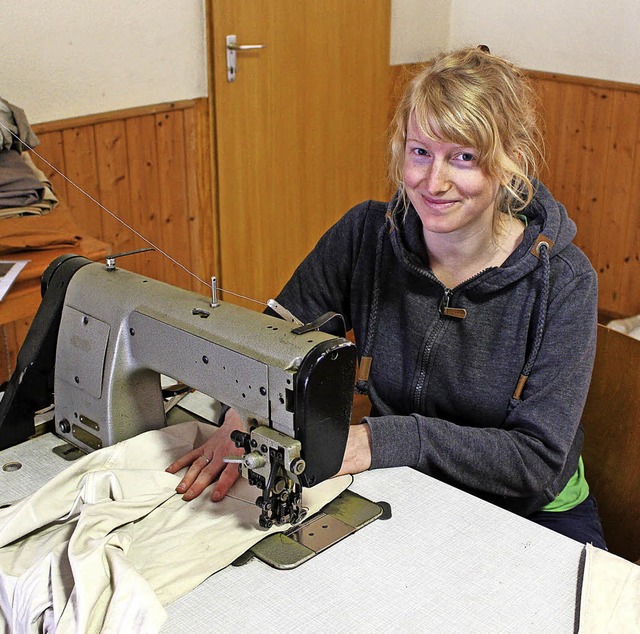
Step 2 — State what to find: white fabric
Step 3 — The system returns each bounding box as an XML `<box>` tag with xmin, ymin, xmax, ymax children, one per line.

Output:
<box><xmin>0</xmin><ymin>422</ymin><xmax>351</xmax><ymax>634</ymax></box>
<box><xmin>579</xmin><ymin>544</ymin><xmax>640</xmax><ymax>632</ymax></box>
<box><xmin>607</xmin><ymin>314</ymin><xmax>640</xmax><ymax>341</ymax></box>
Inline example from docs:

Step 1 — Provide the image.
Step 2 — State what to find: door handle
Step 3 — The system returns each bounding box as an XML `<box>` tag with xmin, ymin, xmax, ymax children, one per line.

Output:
<box><xmin>226</xmin><ymin>35</ymin><xmax>265</xmax><ymax>82</ymax></box>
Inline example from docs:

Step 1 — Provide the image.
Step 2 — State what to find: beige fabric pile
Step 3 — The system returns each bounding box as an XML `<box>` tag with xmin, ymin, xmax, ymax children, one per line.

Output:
<box><xmin>0</xmin><ymin>421</ymin><xmax>350</xmax><ymax>633</ymax></box>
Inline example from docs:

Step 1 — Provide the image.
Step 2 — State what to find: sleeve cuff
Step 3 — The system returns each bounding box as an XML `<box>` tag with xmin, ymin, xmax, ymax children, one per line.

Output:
<box><xmin>364</xmin><ymin>415</ymin><xmax>422</xmax><ymax>469</ymax></box>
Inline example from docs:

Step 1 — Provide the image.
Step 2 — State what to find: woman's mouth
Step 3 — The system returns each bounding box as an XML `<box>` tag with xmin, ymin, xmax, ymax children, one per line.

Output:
<box><xmin>421</xmin><ymin>195</ymin><xmax>458</xmax><ymax>210</ymax></box>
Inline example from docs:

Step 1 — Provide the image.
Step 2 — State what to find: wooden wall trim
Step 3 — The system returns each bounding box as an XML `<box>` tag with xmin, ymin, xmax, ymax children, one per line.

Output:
<box><xmin>19</xmin><ymin>67</ymin><xmax>640</xmax><ymax>320</ymax></box>
<box><xmin>392</xmin><ymin>63</ymin><xmax>640</xmax><ymax>95</ymax></box>
<box><xmin>32</xmin><ymin>99</ymin><xmax>204</xmax><ymax>134</ymax></box>
<box><xmin>526</xmin><ymin>69</ymin><xmax>640</xmax><ymax>94</ymax></box>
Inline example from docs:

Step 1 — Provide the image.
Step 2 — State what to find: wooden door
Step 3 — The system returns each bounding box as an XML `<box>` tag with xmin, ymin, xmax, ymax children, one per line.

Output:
<box><xmin>208</xmin><ymin>0</ymin><xmax>391</xmax><ymax>308</ymax></box>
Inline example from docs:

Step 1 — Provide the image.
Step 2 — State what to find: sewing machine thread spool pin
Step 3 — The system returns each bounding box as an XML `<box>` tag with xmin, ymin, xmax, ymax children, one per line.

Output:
<box><xmin>210</xmin><ymin>276</ymin><xmax>219</xmax><ymax>308</ymax></box>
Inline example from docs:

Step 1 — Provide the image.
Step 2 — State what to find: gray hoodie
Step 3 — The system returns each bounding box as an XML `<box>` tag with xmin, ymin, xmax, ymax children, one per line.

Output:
<box><xmin>274</xmin><ymin>181</ymin><xmax>598</xmax><ymax>516</ymax></box>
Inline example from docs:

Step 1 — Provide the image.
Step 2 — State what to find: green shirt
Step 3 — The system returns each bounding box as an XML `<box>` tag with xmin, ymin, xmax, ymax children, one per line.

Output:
<box><xmin>541</xmin><ymin>456</ymin><xmax>590</xmax><ymax>512</ymax></box>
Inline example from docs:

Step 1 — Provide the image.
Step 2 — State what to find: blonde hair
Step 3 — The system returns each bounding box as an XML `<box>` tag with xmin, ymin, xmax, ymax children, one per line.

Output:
<box><xmin>389</xmin><ymin>46</ymin><xmax>544</xmax><ymax>221</ymax></box>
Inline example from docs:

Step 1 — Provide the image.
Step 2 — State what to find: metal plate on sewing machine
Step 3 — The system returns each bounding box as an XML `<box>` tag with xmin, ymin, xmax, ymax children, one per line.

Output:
<box><xmin>51</xmin><ymin>442</ymin><xmax>86</xmax><ymax>462</ymax></box>
<box><xmin>129</xmin><ymin>311</ymin><xmax>270</xmax><ymax>419</ymax></box>
<box><xmin>71</xmin><ymin>424</ymin><xmax>103</xmax><ymax>450</ymax></box>
<box><xmin>244</xmin><ymin>490</ymin><xmax>383</xmax><ymax>570</ymax></box>
<box><xmin>289</xmin><ymin>513</ymin><xmax>354</xmax><ymax>551</ymax></box>
<box><xmin>56</xmin><ymin>307</ymin><xmax>110</xmax><ymax>399</ymax></box>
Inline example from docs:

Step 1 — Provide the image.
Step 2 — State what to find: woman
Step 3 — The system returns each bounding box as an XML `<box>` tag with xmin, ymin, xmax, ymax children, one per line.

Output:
<box><xmin>167</xmin><ymin>46</ymin><xmax>606</xmax><ymax>547</ymax></box>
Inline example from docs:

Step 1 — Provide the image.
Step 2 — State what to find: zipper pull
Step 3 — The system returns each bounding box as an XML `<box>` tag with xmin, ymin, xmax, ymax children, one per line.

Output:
<box><xmin>440</xmin><ymin>289</ymin><xmax>467</xmax><ymax>319</ymax></box>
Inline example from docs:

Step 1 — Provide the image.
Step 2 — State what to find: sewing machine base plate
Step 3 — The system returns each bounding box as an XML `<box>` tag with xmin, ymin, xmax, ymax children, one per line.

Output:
<box><xmin>233</xmin><ymin>489</ymin><xmax>383</xmax><ymax>569</ymax></box>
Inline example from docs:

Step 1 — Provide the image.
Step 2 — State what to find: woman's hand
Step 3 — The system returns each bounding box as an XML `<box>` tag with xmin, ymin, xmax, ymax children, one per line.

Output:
<box><xmin>166</xmin><ymin>409</ymin><xmax>245</xmax><ymax>502</ymax></box>
<box><xmin>336</xmin><ymin>423</ymin><xmax>372</xmax><ymax>476</ymax></box>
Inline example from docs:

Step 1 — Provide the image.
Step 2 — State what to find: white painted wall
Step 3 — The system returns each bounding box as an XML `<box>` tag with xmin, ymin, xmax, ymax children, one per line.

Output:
<box><xmin>1</xmin><ymin>1</ymin><xmax>638</xmax><ymax>125</ymax></box>
<box><xmin>1</xmin><ymin>0</ymin><xmax>208</xmax><ymax>123</ymax></box>
<box><xmin>392</xmin><ymin>0</ymin><xmax>640</xmax><ymax>85</ymax></box>
<box><xmin>390</xmin><ymin>0</ymin><xmax>451</xmax><ymax>63</ymax></box>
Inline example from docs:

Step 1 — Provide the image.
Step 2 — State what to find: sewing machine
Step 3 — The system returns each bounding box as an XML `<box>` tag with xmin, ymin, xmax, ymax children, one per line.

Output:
<box><xmin>0</xmin><ymin>253</ymin><xmax>357</xmax><ymax>528</ymax></box>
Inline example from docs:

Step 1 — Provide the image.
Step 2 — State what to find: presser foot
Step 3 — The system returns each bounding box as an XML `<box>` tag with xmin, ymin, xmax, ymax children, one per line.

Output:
<box><xmin>254</xmin><ymin>472</ymin><xmax>306</xmax><ymax>529</ymax></box>
<box><xmin>227</xmin><ymin>427</ymin><xmax>307</xmax><ymax>528</ymax></box>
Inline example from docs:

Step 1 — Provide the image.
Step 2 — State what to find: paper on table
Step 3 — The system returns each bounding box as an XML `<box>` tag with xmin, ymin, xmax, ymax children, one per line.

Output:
<box><xmin>0</xmin><ymin>259</ymin><xmax>28</xmax><ymax>301</ymax></box>
<box><xmin>579</xmin><ymin>543</ymin><xmax>640</xmax><ymax>632</ymax></box>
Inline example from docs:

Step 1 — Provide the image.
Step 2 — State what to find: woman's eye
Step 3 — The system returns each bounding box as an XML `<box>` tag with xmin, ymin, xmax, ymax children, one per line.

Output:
<box><xmin>411</xmin><ymin>147</ymin><xmax>429</xmax><ymax>157</ymax></box>
<box><xmin>456</xmin><ymin>152</ymin><xmax>477</xmax><ymax>162</ymax></box>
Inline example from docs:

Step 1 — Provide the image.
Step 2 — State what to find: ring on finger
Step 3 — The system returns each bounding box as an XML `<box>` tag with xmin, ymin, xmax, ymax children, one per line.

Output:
<box><xmin>199</xmin><ymin>454</ymin><xmax>211</xmax><ymax>465</ymax></box>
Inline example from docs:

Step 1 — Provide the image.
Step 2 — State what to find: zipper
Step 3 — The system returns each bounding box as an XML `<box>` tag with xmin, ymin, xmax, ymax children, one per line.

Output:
<box><xmin>412</xmin><ymin>285</ymin><xmax>470</xmax><ymax>411</ymax></box>
<box><xmin>440</xmin><ymin>288</ymin><xmax>467</xmax><ymax>319</ymax></box>
<box><xmin>403</xmin><ymin>255</ymin><xmax>489</xmax><ymax>411</ymax></box>
<box><xmin>412</xmin><ymin>313</ymin><xmax>445</xmax><ymax>411</ymax></box>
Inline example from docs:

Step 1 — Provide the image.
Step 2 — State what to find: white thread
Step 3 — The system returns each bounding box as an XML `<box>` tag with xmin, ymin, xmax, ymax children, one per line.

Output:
<box><xmin>0</xmin><ymin>120</ymin><xmax>266</xmax><ymax>307</ymax></box>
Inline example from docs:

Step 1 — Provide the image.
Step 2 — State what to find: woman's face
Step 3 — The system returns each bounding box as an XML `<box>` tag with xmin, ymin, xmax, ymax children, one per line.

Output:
<box><xmin>403</xmin><ymin>114</ymin><xmax>500</xmax><ymax>240</ymax></box>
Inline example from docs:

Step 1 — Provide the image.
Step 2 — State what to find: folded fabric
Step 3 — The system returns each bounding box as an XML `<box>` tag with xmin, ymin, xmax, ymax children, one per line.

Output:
<box><xmin>0</xmin><ymin>158</ymin><xmax>58</xmax><ymax>219</ymax></box>
<box><xmin>0</xmin><ymin>208</ymin><xmax>44</xmax><ymax>220</ymax></box>
<box><xmin>0</xmin><ymin>201</ymin><xmax>81</xmax><ymax>255</ymax></box>
<box><xmin>0</xmin><ymin>421</ymin><xmax>351</xmax><ymax>634</ymax></box>
<box><xmin>579</xmin><ymin>543</ymin><xmax>640</xmax><ymax>632</ymax></box>
<box><xmin>0</xmin><ymin>101</ymin><xmax>17</xmax><ymax>152</ymax></box>
<box><xmin>0</xmin><ymin>152</ymin><xmax>58</xmax><ymax>219</ymax></box>
<box><xmin>0</xmin><ymin>150</ymin><xmax>44</xmax><ymax>209</ymax></box>
<box><xmin>0</xmin><ymin>98</ymin><xmax>40</xmax><ymax>153</ymax></box>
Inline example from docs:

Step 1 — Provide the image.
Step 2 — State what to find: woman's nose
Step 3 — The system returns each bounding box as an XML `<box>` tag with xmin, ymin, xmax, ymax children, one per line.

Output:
<box><xmin>424</xmin><ymin>161</ymin><xmax>451</xmax><ymax>195</ymax></box>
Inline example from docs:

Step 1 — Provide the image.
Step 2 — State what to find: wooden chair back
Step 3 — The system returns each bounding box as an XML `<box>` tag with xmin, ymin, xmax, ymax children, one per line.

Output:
<box><xmin>581</xmin><ymin>325</ymin><xmax>640</xmax><ymax>562</ymax></box>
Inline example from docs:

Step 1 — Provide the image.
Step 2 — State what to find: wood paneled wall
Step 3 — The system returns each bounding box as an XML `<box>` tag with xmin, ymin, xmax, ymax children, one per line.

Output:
<box><xmin>391</xmin><ymin>65</ymin><xmax>640</xmax><ymax>320</ymax></box>
<box><xmin>30</xmin><ymin>98</ymin><xmax>215</xmax><ymax>293</ymax></box>
<box><xmin>531</xmin><ymin>71</ymin><xmax>640</xmax><ymax>320</ymax></box>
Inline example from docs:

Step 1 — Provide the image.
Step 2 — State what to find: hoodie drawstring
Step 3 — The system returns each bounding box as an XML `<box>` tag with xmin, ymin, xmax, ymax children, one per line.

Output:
<box><xmin>513</xmin><ymin>235</ymin><xmax>554</xmax><ymax>400</ymax></box>
<box><xmin>355</xmin><ymin>221</ymin><xmax>389</xmax><ymax>395</ymax></box>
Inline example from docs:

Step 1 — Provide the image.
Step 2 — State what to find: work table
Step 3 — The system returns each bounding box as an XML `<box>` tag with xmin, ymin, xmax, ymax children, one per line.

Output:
<box><xmin>1</xmin><ymin>431</ymin><xmax>588</xmax><ymax>632</ymax></box>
